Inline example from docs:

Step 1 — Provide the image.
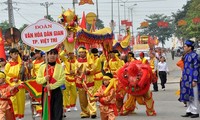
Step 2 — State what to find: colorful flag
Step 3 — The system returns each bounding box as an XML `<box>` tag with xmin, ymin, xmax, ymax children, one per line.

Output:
<box><xmin>0</xmin><ymin>28</ymin><xmax>6</xmax><ymax>60</ymax></box>
<box><xmin>79</xmin><ymin>0</ymin><xmax>94</xmax><ymax>5</ymax></box>
<box><xmin>80</xmin><ymin>11</ymin><xmax>86</xmax><ymax>29</ymax></box>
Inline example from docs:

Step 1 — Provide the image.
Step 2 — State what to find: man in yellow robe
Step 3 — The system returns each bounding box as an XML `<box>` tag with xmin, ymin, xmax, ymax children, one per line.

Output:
<box><xmin>90</xmin><ymin>48</ymin><xmax>103</xmax><ymax>94</ymax></box>
<box><xmin>75</xmin><ymin>47</ymin><xmax>97</xmax><ymax>118</ymax></box>
<box><xmin>59</xmin><ymin>50</ymin><xmax>78</xmax><ymax>112</ymax></box>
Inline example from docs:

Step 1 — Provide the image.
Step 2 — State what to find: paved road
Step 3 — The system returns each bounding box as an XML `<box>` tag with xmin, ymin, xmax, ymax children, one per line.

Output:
<box><xmin>23</xmin><ymin>53</ymin><xmax>200</xmax><ymax>120</ymax></box>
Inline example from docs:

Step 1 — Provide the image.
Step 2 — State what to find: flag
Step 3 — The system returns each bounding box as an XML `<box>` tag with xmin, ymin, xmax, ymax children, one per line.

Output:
<box><xmin>80</xmin><ymin>11</ymin><xmax>86</xmax><ymax>29</ymax></box>
<box><xmin>24</xmin><ymin>79</ymin><xmax>42</xmax><ymax>102</ymax></box>
<box><xmin>0</xmin><ymin>28</ymin><xmax>6</xmax><ymax>60</ymax></box>
<box><xmin>126</xmin><ymin>21</ymin><xmax>132</xmax><ymax>27</ymax></box>
<box><xmin>121</xmin><ymin>20</ymin><xmax>128</xmax><ymax>25</ymax></box>
<box><xmin>79</xmin><ymin>0</ymin><xmax>94</xmax><ymax>5</ymax></box>
<box><xmin>43</xmin><ymin>92</ymin><xmax>51</xmax><ymax>120</ymax></box>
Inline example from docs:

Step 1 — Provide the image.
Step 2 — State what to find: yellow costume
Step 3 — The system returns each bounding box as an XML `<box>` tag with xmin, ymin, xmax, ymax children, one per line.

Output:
<box><xmin>4</xmin><ymin>56</ymin><xmax>25</xmax><ymax>119</ymax></box>
<box><xmin>60</xmin><ymin>51</ymin><xmax>77</xmax><ymax>109</ymax></box>
<box><xmin>103</xmin><ymin>54</ymin><xmax>124</xmax><ymax>75</ymax></box>
<box><xmin>92</xmin><ymin>55</ymin><xmax>103</xmax><ymax>93</ymax></box>
<box><xmin>75</xmin><ymin>48</ymin><xmax>97</xmax><ymax>118</ymax></box>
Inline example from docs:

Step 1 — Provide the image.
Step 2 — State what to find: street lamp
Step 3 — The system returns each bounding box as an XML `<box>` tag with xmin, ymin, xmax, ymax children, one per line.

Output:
<box><xmin>120</xmin><ymin>0</ymin><xmax>128</xmax><ymax>20</ymax></box>
<box><xmin>128</xmin><ymin>4</ymin><xmax>137</xmax><ymax>36</ymax></box>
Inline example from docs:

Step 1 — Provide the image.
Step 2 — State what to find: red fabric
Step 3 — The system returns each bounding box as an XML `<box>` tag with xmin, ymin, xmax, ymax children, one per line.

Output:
<box><xmin>77</xmin><ymin>58</ymin><xmax>87</xmax><ymax>63</ymax></box>
<box><xmin>0</xmin><ymin>29</ymin><xmax>6</xmax><ymax>60</ymax></box>
<box><xmin>9</xmin><ymin>61</ymin><xmax>19</xmax><ymax>66</ymax></box>
<box><xmin>80</xmin><ymin>11</ymin><xmax>86</xmax><ymax>29</ymax></box>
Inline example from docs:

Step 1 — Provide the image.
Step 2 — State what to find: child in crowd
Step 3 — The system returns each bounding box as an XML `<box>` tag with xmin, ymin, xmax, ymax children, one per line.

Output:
<box><xmin>0</xmin><ymin>71</ymin><xmax>19</xmax><ymax>120</ymax></box>
<box><xmin>94</xmin><ymin>73</ymin><xmax>117</xmax><ymax>120</ymax></box>
<box><xmin>157</xmin><ymin>56</ymin><xmax>169</xmax><ymax>91</ymax></box>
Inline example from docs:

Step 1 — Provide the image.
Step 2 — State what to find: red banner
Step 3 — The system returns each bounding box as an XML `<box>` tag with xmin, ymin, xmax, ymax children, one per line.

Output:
<box><xmin>192</xmin><ymin>17</ymin><xmax>200</xmax><ymax>24</ymax></box>
<box><xmin>121</xmin><ymin>20</ymin><xmax>128</xmax><ymax>25</ymax></box>
<box><xmin>157</xmin><ymin>21</ymin><xmax>169</xmax><ymax>28</ymax></box>
<box><xmin>79</xmin><ymin>0</ymin><xmax>94</xmax><ymax>5</ymax></box>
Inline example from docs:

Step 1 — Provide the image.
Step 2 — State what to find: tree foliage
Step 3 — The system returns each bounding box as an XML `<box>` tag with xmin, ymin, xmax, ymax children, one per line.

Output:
<box><xmin>0</xmin><ymin>21</ymin><xmax>10</xmax><ymax>34</ymax></box>
<box><xmin>173</xmin><ymin>0</ymin><xmax>200</xmax><ymax>41</ymax></box>
<box><xmin>138</xmin><ymin>14</ymin><xmax>174</xmax><ymax>47</ymax></box>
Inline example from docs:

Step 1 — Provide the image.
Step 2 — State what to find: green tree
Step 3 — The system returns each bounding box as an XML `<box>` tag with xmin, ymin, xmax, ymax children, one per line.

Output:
<box><xmin>173</xmin><ymin>0</ymin><xmax>200</xmax><ymax>41</ymax></box>
<box><xmin>19</xmin><ymin>24</ymin><xmax>29</xmax><ymax>32</ymax></box>
<box><xmin>138</xmin><ymin>14</ymin><xmax>174</xmax><ymax>47</ymax></box>
<box><xmin>0</xmin><ymin>21</ymin><xmax>10</xmax><ymax>34</ymax></box>
<box><xmin>45</xmin><ymin>15</ymin><xmax>55</xmax><ymax>22</ymax></box>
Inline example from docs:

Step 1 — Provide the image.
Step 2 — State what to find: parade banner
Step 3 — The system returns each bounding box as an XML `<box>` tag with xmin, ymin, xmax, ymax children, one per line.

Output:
<box><xmin>79</xmin><ymin>0</ymin><xmax>94</xmax><ymax>5</ymax></box>
<box><xmin>21</xmin><ymin>19</ymin><xmax>67</xmax><ymax>52</ymax></box>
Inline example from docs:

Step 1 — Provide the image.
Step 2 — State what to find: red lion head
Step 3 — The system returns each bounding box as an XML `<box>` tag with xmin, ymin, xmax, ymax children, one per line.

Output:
<box><xmin>117</xmin><ymin>60</ymin><xmax>157</xmax><ymax>96</ymax></box>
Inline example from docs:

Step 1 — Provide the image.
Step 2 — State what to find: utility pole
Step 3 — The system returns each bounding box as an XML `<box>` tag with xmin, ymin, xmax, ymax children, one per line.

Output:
<box><xmin>96</xmin><ymin>0</ymin><xmax>99</xmax><ymax>19</ymax></box>
<box><xmin>118</xmin><ymin>0</ymin><xmax>121</xmax><ymax>35</ymax></box>
<box><xmin>111</xmin><ymin>0</ymin><xmax>113</xmax><ymax>21</ymax></box>
<box><xmin>40</xmin><ymin>2</ymin><xmax>53</xmax><ymax>19</ymax></box>
<box><xmin>73</xmin><ymin>0</ymin><xmax>78</xmax><ymax>13</ymax></box>
<box><xmin>7</xmin><ymin>0</ymin><xmax>15</xmax><ymax>27</ymax></box>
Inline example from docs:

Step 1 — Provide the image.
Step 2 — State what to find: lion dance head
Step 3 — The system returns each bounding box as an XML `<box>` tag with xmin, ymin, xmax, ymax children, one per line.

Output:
<box><xmin>117</xmin><ymin>60</ymin><xmax>157</xmax><ymax>96</ymax></box>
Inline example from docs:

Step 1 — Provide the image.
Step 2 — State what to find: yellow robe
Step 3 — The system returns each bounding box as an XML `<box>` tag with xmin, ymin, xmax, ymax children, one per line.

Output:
<box><xmin>104</xmin><ymin>56</ymin><xmax>124</xmax><ymax>75</ymax></box>
<box><xmin>92</xmin><ymin>56</ymin><xmax>103</xmax><ymax>93</ymax></box>
<box><xmin>76</xmin><ymin>56</ymin><xmax>97</xmax><ymax>117</ymax></box>
<box><xmin>59</xmin><ymin>51</ymin><xmax>77</xmax><ymax>109</ymax></box>
<box><xmin>4</xmin><ymin>60</ymin><xmax>25</xmax><ymax>118</ymax></box>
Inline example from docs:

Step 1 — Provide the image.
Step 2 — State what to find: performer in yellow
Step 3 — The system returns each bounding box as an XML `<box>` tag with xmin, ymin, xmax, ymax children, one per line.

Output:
<box><xmin>103</xmin><ymin>50</ymin><xmax>125</xmax><ymax>112</ymax></box>
<box><xmin>36</xmin><ymin>48</ymin><xmax>65</xmax><ymax>120</ymax></box>
<box><xmin>139</xmin><ymin>52</ymin><xmax>148</xmax><ymax>64</ymax></box>
<box><xmin>103</xmin><ymin>50</ymin><xmax>124</xmax><ymax>75</ymax></box>
<box><xmin>59</xmin><ymin>50</ymin><xmax>78</xmax><ymax>112</ymax></box>
<box><xmin>31</xmin><ymin>49</ymin><xmax>44</xmax><ymax>78</ymax></box>
<box><xmin>4</xmin><ymin>48</ymin><xmax>25</xmax><ymax>120</ymax></box>
<box><xmin>75</xmin><ymin>47</ymin><xmax>97</xmax><ymax>118</ymax></box>
<box><xmin>31</xmin><ymin>49</ymin><xmax>44</xmax><ymax>116</ymax></box>
<box><xmin>127</xmin><ymin>52</ymin><xmax>137</xmax><ymax>62</ymax></box>
<box><xmin>90</xmin><ymin>48</ymin><xmax>103</xmax><ymax>93</ymax></box>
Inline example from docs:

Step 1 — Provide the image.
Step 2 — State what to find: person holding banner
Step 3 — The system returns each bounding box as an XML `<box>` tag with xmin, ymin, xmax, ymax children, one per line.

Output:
<box><xmin>4</xmin><ymin>48</ymin><xmax>26</xmax><ymax>120</ymax></box>
<box><xmin>75</xmin><ymin>47</ymin><xmax>97</xmax><ymax>119</ymax></box>
<box><xmin>36</xmin><ymin>48</ymin><xmax>65</xmax><ymax>120</ymax></box>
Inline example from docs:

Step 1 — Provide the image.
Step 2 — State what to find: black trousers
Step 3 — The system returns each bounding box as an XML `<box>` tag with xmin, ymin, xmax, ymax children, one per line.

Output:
<box><xmin>42</xmin><ymin>87</ymin><xmax>63</xmax><ymax>120</ymax></box>
<box><xmin>153</xmin><ymin>70</ymin><xmax>158</xmax><ymax>91</ymax></box>
<box><xmin>158</xmin><ymin>71</ymin><xmax>167</xmax><ymax>89</ymax></box>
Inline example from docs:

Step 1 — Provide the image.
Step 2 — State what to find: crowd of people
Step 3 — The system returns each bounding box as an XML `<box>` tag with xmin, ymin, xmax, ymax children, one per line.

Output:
<box><xmin>0</xmin><ymin>39</ymin><xmax>199</xmax><ymax>120</ymax></box>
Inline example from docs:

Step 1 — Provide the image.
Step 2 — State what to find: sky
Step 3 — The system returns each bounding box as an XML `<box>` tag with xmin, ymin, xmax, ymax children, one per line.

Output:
<box><xmin>0</xmin><ymin>0</ymin><xmax>188</xmax><ymax>47</ymax></box>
